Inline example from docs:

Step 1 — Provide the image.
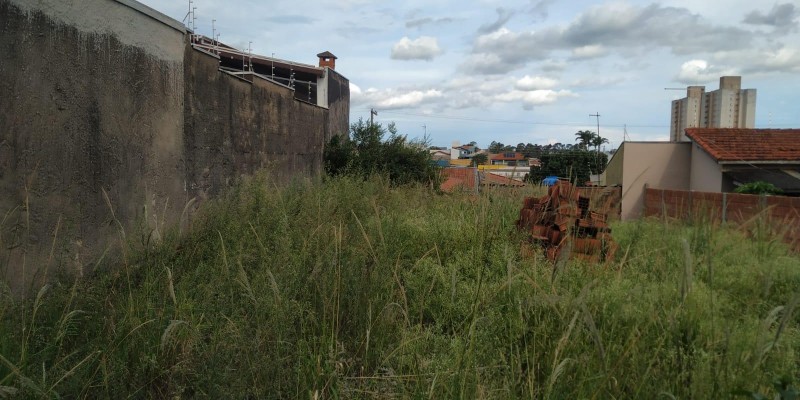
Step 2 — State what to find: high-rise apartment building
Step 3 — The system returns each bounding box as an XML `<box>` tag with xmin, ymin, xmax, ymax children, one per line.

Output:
<box><xmin>670</xmin><ymin>76</ymin><xmax>756</xmax><ymax>142</ymax></box>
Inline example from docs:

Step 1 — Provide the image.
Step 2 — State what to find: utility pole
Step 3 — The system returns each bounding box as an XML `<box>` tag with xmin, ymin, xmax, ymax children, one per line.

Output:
<box><xmin>370</xmin><ymin>108</ymin><xmax>378</xmax><ymax>126</ymax></box>
<box><xmin>422</xmin><ymin>124</ymin><xmax>427</xmax><ymax>137</ymax></box>
<box><xmin>589</xmin><ymin>112</ymin><xmax>600</xmax><ymax>138</ymax></box>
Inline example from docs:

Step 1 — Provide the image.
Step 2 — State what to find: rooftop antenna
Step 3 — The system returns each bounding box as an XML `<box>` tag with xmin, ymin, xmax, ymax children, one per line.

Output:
<box><xmin>183</xmin><ymin>0</ymin><xmax>192</xmax><ymax>25</ymax></box>
<box><xmin>248</xmin><ymin>41</ymin><xmax>253</xmax><ymax>72</ymax></box>
<box><xmin>212</xmin><ymin>19</ymin><xmax>216</xmax><ymax>50</ymax></box>
<box><xmin>623</xmin><ymin>124</ymin><xmax>630</xmax><ymax>142</ymax></box>
<box><xmin>192</xmin><ymin>6</ymin><xmax>197</xmax><ymax>32</ymax></box>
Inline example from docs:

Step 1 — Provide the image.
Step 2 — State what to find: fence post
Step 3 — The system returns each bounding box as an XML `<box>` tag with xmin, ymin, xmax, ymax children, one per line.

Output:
<box><xmin>722</xmin><ymin>192</ymin><xmax>727</xmax><ymax>224</ymax></box>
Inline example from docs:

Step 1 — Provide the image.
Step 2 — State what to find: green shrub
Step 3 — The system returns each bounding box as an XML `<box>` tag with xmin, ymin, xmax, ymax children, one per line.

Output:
<box><xmin>734</xmin><ymin>181</ymin><xmax>784</xmax><ymax>195</ymax></box>
<box><xmin>324</xmin><ymin>118</ymin><xmax>440</xmax><ymax>187</ymax></box>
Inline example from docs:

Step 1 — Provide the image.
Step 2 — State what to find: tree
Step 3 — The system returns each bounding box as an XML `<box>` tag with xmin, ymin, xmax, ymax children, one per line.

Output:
<box><xmin>574</xmin><ymin>130</ymin><xmax>595</xmax><ymax>150</ymax></box>
<box><xmin>515</xmin><ymin>142</ymin><xmax>526</xmax><ymax>153</ymax></box>
<box><xmin>528</xmin><ymin>150</ymin><xmax>608</xmax><ymax>185</ymax></box>
<box><xmin>591</xmin><ymin>135</ymin><xmax>609</xmax><ymax>153</ymax></box>
<box><xmin>488</xmin><ymin>141</ymin><xmax>505</xmax><ymax>153</ymax></box>
<box><xmin>323</xmin><ymin>118</ymin><xmax>439</xmax><ymax>186</ymax></box>
<box><xmin>471</xmin><ymin>153</ymin><xmax>488</xmax><ymax>166</ymax></box>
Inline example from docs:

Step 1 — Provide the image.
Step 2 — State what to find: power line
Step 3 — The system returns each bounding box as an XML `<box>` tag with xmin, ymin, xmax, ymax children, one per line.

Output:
<box><xmin>354</xmin><ymin>109</ymin><xmax>667</xmax><ymax>128</ymax></box>
<box><xmin>353</xmin><ymin>109</ymin><xmax>800</xmax><ymax>129</ymax></box>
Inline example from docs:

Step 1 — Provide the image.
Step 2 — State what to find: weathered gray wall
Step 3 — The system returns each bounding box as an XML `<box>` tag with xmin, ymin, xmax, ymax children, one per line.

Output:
<box><xmin>184</xmin><ymin>47</ymin><xmax>329</xmax><ymax>198</ymax></box>
<box><xmin>0</xmin><ymin>0</ymin><xmax>186</xmax><ymax>294</ymax></box>
<box><xmin>1</xmin><ymin>0</ymin><xmax>349</xmax><ymax>295</ymax></box>
<box><xmin>326</xmin><ymin>69</ymin><xmax>351</xmax><ymax>138</ymax></box>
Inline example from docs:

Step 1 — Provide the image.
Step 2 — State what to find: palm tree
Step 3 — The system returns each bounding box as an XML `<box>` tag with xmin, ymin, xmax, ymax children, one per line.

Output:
<box><xmin>574</xmin><ymin>130</ymin><xmax>594</xmax><ymax>150</ymax></box>
<box><xmin>591</xmin><ymin>135</ymin><xmax>609</xmax><ymax>153</ymax></box>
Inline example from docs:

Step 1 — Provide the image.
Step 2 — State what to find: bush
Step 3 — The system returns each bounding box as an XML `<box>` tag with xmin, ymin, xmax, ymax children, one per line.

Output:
<box><xmin>734</xmin><ymin>181</ymin><xmax>784</xmax><ymax>195</ymax></box>
<box><xmin>324</xmin><ymin>118</ymin><xmax>440</xmax><ymax>187</ymax></box>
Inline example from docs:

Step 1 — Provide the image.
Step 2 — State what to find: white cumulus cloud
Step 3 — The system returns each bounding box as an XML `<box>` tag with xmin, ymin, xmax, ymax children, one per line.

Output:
<box><xmin>495</xmin><ymin>89</ymin><xmax>577</xmax><ymax>110</ymax></box>
<box><xmin>391</xmin><ymin>36</ymin><xmax>443</xmax><ymax>61</ymax></box>
<box><xmin>676</xmin><ymin>59</ymin><xmax>736</xmax><ymax>84</ymax></box>
<box><xmin>515</xmin><ymin>75</ymin><xmax>558</xmax><ymax>90</ymax></box>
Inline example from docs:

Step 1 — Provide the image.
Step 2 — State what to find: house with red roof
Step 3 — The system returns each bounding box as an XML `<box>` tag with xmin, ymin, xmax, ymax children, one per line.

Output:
<box><xmin>604</xmin><ymin>128</ymin><xmax>800</xmax><ymax>219</ymax></box>
<box><xmin>685</xmin><ymin>128</ymin><xmax>800</xmax><ymax>194</ymax></box>
<box><xmin>490</xmin><ymin>152</ymin><xmax>527</xmax><ymax>166</ymax></box>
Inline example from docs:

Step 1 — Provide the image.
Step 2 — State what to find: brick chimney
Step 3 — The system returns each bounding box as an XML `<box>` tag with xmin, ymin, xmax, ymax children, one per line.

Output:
<box><xmin>317</xmin><ymin>51</ymin><xmax>337</xmax><ymax>70</ymax></box>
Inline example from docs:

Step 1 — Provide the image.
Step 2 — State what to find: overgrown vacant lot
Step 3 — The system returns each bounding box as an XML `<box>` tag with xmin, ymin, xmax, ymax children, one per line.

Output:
<box><xmin>2</xmin><ymin>176</ymin><xmax>799</xmax><ymax>398</ymax></box>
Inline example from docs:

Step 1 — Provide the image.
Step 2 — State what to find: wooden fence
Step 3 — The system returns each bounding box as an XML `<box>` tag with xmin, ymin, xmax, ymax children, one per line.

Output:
<box><xmin>644</xmin><ymin>187</ymin><xmax>800</xmax><ymax>251</ymax></box>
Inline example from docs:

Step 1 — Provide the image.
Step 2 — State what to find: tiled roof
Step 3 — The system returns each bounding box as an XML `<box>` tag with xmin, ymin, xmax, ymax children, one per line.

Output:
<box><xmin>686</xmin><ymin>128</ymin><xmax>800</xmax><ymax>162</ymax></box>
<box><xmin>440</xmin><ymin>168</ymin><xmax>476</xmax><ymax>192</ymax></box>
<box><xmin>482</xmin><ymin>172</ymin><xmax>526</xmax><ymax>187</ymax></box>
<box><xmin>439</xmin><ymin>168</ymin><xmax>526</xmax><ymax>191</ymax></box>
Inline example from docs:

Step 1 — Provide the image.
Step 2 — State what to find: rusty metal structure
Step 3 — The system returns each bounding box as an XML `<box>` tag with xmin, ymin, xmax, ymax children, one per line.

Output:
<box><xmin>517</xmin><ymin>180</ymin><xmax>619</xmax><ymax>263</ymax></box>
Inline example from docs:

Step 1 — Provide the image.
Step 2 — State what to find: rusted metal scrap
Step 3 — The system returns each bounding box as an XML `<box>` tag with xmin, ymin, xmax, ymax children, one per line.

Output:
<box><xmin>517</xmin><ymin>180</ymin><xmax>618</xmax><ymax>263</ymax></box>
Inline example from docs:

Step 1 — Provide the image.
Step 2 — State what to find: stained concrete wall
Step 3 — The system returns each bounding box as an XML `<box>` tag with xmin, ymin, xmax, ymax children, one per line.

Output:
<box><xmin>1</xmin><ymin>0</ymin><xmax>186</xmax><ymax>294</ymax></box>
<box><xmin>1</xmin><ymin>0</ymin><xmax>349</xmax><ymax>295</ymax></box>
<box><xmin>326</xmin><ymin>69</ymin><xmax>350</xmax><ymax>137</ymax></box>
<box><xmin>183</xmin><ymin>47</ymin><xmax>329</xmax><ymax>198</ymax></box>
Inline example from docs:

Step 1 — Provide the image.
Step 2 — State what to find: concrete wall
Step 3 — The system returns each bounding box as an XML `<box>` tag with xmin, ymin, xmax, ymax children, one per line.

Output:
<box><xmin>1</xmin><ymin>0</ymin><xmax>187</xmax><ymax>293</ymax></box>
<box><xmin>689</xmin><ymin>144</ymin><xmax>723</xmax><ymax>192</ymax></box>
<box><xmin>618</xmin><ymin>142</ymin><xmax>691</xmax><ymax>220</ymax></box>
<box><xmin>1</xmin><ymin>0</ymin><xmax>349</xmax><ymax>294</ymax></box>
<box><xmin>326</xmin><ymin>69</ymin><xmax>350</xmax><ymax>138</ymax></box>
<box><xmin>183</xmin><ymin>47</ymin><xmax>329</xmax><ymax>197</ymax></box>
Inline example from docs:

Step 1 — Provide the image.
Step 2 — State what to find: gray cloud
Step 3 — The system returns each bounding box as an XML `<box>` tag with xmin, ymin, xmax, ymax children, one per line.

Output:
<box><xmin>478</xmin><ymin>8</ymin><xmax>515</xmax><ymax>34</ymax></box>
<box><xmin>561</xmin><ymin>4</ymin><xmax>752</xmax><ymax>54</ymax></box>
<box><xmin>406</xmin><ymin>17</ymin><xmax>455</xmax><ymax>29</ymax></box>
<box><xmin>467</xmin><ymin>3</ymin><xmax>757</xmax><ymax>75</ymax></box>
<box><xmin>527</xmin><ymin>0</ymin><xmax>554</xmax><ymax>22</ymax></box>
<box><xmin>743</xmin><ymin>3</ymin><xmax>799</xmax><ymax>29</ymax></box>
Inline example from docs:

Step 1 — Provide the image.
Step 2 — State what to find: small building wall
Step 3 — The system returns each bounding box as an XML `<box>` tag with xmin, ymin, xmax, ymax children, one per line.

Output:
<box><xmin>689</xmin><ymin>144</ymin><xmax>723</xmax><ymax>192</ymax></box>
<box><xmin>604</xmin><ymin>144</ymin><xmax>625</xmax><ymax>186</ymax></box>
<box><xmin>618</xmin><ymin>142</ymin><xmax>691</xmax><ymax>220</ymax></box>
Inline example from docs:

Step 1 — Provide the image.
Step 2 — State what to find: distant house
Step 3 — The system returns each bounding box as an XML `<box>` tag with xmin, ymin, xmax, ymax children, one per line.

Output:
<box><xmin>490</xmin><ymin>152</ymin><xmax>526</xmax><ymax>166</ymax></box>
<box><xmin>451</xmin><ymin>144</ymin><xmax>479</xmax><ymax>160</ymax></box>
<box><xmin>604</xmin><ymin>128</ymin><xmax>800</xmax><ymax>219</ymax></box>
<box><xmin>430</xmin><ymin>149</ymin><xmax>451</xmax><ymax>167</ymax></box>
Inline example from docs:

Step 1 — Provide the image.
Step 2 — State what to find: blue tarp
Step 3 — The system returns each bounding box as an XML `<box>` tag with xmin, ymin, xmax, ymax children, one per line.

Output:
<box><xmin>542</xmin><ymin>176</ymin><xmax>559</xmax><ymax>186</ymax></box>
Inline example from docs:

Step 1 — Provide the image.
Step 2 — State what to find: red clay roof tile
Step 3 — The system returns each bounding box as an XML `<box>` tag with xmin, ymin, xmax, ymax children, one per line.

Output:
<box><xmin>685</xmin><ymin>128</ymin><xmax>800</xmax><ymax>162</ymax></box>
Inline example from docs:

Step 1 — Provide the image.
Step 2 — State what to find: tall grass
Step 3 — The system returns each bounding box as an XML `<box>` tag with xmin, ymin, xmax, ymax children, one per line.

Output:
<box><xmin>1</xmin><ymin>173</ymin><xmax>799</xmax><ymax>398</ymax></box>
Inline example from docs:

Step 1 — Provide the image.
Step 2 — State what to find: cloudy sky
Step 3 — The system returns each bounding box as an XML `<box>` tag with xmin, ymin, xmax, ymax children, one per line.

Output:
<box><xmin>141</xmin><ymin>0</ymin><xmax>800</xmax><ymax>149</ymax></box>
